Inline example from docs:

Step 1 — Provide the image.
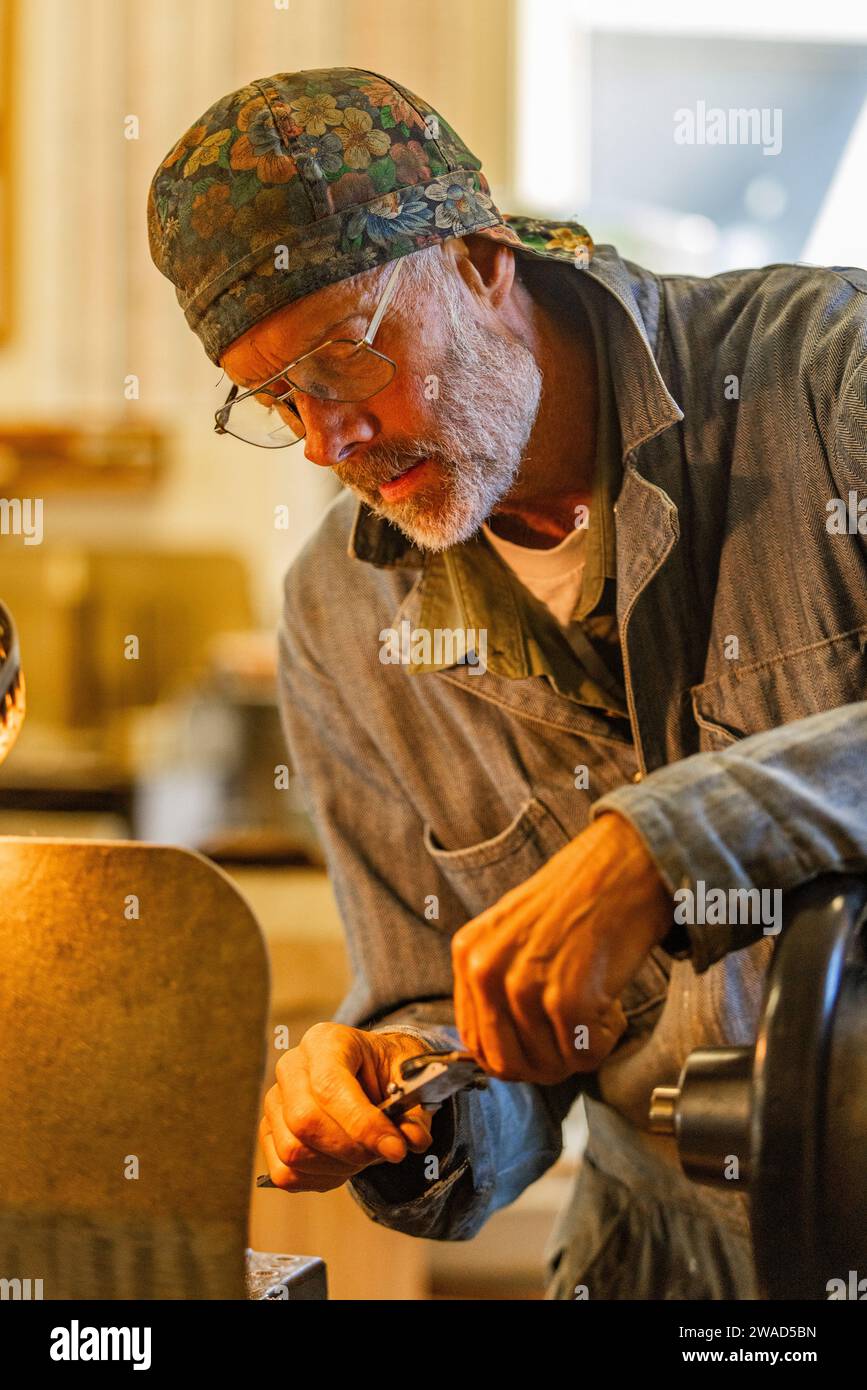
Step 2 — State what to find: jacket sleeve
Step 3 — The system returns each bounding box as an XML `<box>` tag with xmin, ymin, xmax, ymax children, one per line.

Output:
<box><xmin>276</xmin><ymin>571</ymin><xmax>582</xmax><ymax>1239</ymax></box>
<box><xmin>592</xmin><ymin>702</ymin><xmax>867</xmax><ymax>973</ymax></box>
<box><xmin>592</xmin><ymin>344</ymin><xmax>867</xmax><ymax>974</ymax></box>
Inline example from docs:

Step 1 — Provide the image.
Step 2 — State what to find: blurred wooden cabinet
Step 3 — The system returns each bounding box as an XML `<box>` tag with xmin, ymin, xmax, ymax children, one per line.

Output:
<box><xmin>0</xmin><ymin>423</ymin><xmax>164</xmax><ymax>494</ymax></box>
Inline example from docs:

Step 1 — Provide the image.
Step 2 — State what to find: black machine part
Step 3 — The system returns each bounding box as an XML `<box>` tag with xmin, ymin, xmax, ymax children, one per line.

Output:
<box><xmin>0</xmin><ymin>601</ymin><xmax>25</xmax><ymax>758</ymax></box>
<box><xmin>649</xmin><ymin>874</ymin><xmax>867</xmax><ymax>1300</ymax></box>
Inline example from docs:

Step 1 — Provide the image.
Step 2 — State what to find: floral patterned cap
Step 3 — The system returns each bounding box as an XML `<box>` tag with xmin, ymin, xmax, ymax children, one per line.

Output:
<box><xmin>147</xmin><ymin>66</ymin><xmax>594</xmax><ymax>365</ymax></box>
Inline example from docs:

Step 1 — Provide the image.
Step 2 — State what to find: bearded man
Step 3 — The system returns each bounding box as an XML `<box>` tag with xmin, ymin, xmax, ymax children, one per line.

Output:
<box><xmin>148</xmin><ymin>67</ymin><xmax>867</xmax><ymax>1299</ymax></box>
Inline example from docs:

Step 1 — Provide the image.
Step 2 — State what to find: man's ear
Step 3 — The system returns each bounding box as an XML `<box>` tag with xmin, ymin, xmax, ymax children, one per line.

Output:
<box><xmin>443</xmin><ymin>234</ymin><xmax>517</xmax><ymax>310</ymax></box>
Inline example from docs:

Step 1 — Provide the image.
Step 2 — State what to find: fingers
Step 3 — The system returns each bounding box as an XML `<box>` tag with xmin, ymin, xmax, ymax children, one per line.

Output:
<box><xmin>461</xmin><ymin>975</ymin><xmax>547</xmax><ymax>1081</ymax></box>
<box><xmin>260</xmin><ymin>1025</ymin><xmax>437</xmax><ymax>1192</ymax></box>
<box><xmin>262</xmin><ymin>1091</ymin><xmax>361</xmax><ymax>1177</ymax></box>
<box><xmin>271</xmin><ymin>1057</ymin><xmax>382</xmax><ymax>1170</ymax></box>
<box><xmin>304</xmin><ymin>1035</ymin><xmax>410</xmax><ymax>1162</ymax></box>
<box><xmin>398</xmin><ymin>1104</ymin><xmax>434</xmax><ymax>1153</ymax></box>
<box><xmin>468</xmin><ymin>981</ymin><xmax>582</xmax><ymax>1083</ymax></box>
<box><xmin>593</xmin><ymin>998</ymin><xmax>629</xmax><ymax>1056</ymax></box>
<box><xmin>452</xmin><ymin>927</ymin><xmax>482</xmax><ymax>1058</ymax></box>
<box><xmin>282</xmin><ymin>1029</ymin><xmax>406</xmax><ymax>1161</ymax></box>
<box><xmin>453</xmin><ymin>921</ymin><xmax>629</xmax><ymax>1082</ymax></box>
<box><xmin>453</xmin><ymin>922</ymin><xmax>565</xmax><ymax>1080</ymax></box>
<box><xmin>501</xmin><ymin>973</ymin><xmax>572</xmax><ymax>1081</ymax></box>
<box><xmin>259</xmin><ymin>1122</ymin><xmax>348</xmax><ymax>1193</ymax></box>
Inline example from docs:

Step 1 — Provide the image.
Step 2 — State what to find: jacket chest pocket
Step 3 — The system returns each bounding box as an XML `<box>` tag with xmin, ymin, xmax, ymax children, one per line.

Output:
<box><xmin>423</xmin><ymin>793</ymin><xmax>670</xmax><ymax>1025</ymax></box>
<box><xmin>423</xmin><ymin>795</ymin><xmax>570</xmax><ymax>920</ymax></box>
<box><xmin>690</xmin><ymin>625</ymin><xmax>867</xmax><ymax>751</ymax></box>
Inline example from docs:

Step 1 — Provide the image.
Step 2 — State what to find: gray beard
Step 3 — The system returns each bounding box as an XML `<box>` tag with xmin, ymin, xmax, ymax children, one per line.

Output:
<box><xmin>335</xmin><ymin>314</ymin><xmax>543</xmax><ymax>552</ymax></box>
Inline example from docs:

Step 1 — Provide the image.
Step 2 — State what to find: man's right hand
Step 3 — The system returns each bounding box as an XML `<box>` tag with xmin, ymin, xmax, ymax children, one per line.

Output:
<box><xmin>258</xmin><ymin>1022</ymin><xmax>437</xmax><ymax>1192</ymax></box>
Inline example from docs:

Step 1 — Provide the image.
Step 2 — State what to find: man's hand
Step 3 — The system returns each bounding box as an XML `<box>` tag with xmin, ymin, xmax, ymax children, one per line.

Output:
<box><xmin>259</xmin><ymin>1023</ymin><xmax>436</xmax><ymax>1192</ymax></box>
<box><xmin>451</xmin><ymin>812</ymin><xmax>672</xmax><ymax>1085</ymax></box>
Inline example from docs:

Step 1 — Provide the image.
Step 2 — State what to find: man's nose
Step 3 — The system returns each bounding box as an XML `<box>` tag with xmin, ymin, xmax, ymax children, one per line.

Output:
<box><xmin>299</xmin><ymin>395</ymin><xmax>378</xmax><ymax>469</ymax></box>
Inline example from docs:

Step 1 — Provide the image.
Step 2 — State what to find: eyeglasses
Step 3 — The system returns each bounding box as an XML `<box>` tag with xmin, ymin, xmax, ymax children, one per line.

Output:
<box><xmin>214</xmin><ymin>256</ymin><xmax>403</xmax><ymax>449</ymax></box>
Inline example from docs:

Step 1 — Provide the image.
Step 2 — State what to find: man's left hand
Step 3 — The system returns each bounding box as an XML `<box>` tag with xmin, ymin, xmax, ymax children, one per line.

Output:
<box><xmin>451</xmin><ymin>812</ymin><xmax>673</xmax><ymax>1084</ymax></box>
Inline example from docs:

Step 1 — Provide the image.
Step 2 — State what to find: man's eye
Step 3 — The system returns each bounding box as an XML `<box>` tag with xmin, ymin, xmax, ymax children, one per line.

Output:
<box><xmin>276</xmin><ymin>395</ymin><xmax>303</xmax><ymax>426</ymax></box>
<box><xmin>253</xmin><ymin>385</ymin><xmax>294</xmax><ymax>411</ymax></box>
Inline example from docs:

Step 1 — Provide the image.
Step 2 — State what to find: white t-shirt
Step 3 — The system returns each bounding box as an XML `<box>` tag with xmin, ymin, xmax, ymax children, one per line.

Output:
<box><xmin>482</xmin><ymin>521</ymin><xmax>587</xmax><ymax>627</ymax></box>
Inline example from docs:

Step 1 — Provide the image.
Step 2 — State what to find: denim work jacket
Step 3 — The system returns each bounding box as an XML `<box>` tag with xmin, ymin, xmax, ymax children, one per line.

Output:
<box><xmin>276</xmin><ymin>223</ymin><xmax>867</xmax><ymax>1300</ymax></box>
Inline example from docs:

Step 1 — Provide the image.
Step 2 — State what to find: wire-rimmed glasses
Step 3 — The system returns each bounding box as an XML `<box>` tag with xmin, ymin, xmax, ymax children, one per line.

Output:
<box><xmin>214</xmin><ymin>256</ymin><xmax>404</xmax><ymax>448</ymax></box>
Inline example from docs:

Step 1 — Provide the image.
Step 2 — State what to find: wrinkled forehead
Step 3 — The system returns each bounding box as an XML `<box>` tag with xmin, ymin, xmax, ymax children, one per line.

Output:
<box><xmin>220</xmin><ymin>270</ymin><xmax>380</xmax><ymax>385</ymax></box>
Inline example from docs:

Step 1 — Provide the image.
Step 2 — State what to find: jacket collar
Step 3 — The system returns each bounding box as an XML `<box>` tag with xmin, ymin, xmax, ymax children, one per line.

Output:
<box><xmin>347</xmin><ymin>216</ymin><xmax>683</xmax><ymax>570</ymax></box>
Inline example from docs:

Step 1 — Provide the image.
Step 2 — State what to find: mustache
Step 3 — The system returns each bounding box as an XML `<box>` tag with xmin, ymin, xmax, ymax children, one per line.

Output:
<box><xmin>334</xmin><ymin>442</ymin><xmax>444</xmax><ymax>492</ymax></box>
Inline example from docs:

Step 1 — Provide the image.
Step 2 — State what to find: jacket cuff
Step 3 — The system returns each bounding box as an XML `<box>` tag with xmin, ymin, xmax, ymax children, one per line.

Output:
<box><xmin>657</xmin><ymin>915</ymin><xmax>693</xmax><ymax>961</ymax></box>
<box><xmin>591</xmin><ymin>755</ymin><xmax>807</xmax><ymax>973</ymax></box>
<box><xmin>349</xmin><ymin>1022</ymin><xmax>567</xmax><ymax>1242</ymax></box>
<box><xmin>348</xmin><ymin>1024</ymin><xmax>489</xmax><ymax>1240</ymax></box>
